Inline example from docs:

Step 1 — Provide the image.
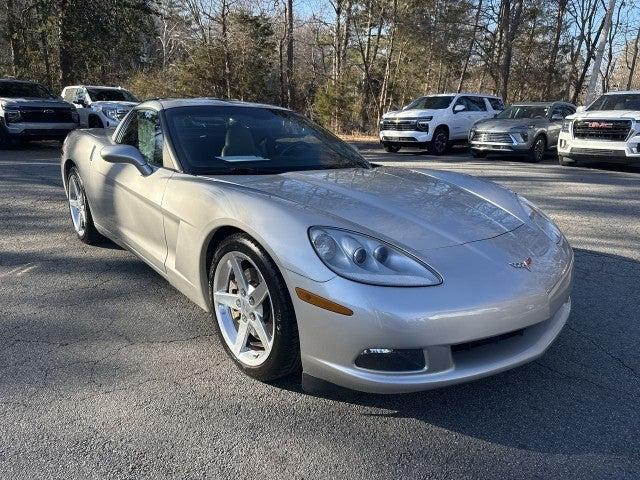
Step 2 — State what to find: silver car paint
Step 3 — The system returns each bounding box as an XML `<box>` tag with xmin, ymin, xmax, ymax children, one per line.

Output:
<box><xmin>470</xmin><ymin>102</ymin><xmax>575</xmax><ymax>153</ymax></box>
<box><xmin>61</xmin><ymin>99</ymin><xmax>573</xmax><ymax>393</ymax></box>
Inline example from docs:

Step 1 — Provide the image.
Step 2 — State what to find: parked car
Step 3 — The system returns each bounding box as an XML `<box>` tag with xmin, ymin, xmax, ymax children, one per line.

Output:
<box><xmin>61</xmin><ymin>98</ymin><xmax>573</xmax><ymax>394</ymax></box>
<box><xmin>469</xmin><ymin>101</ymin><xmax>576</xmax><ymax>162</ymax></box>
<box><xmin>61</xmin><ymin>85</ymin><xmax>139</xmax><ymax>128</ymax></box>
<box><xmin>558</xmin><ymin>91</ymin><xmax>640</xmax><ymax>166</ymax></box>
<box><xmin>379</xmin><ymin>93</ymin><xmax>504</xmax><ymax>155</ymax></box>
<box><xmin>0</xmin><ymin>78</ymin><xmax>79</xmax><ymax>147</ymax></box>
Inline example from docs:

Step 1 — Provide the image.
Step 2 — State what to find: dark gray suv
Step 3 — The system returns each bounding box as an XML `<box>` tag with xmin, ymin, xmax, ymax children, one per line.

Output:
<box><xmin>469</xmin><ymin>101</ymin><xmax>576</xmax><ymax>162</ymax></box>
<box><xmin>0</xmin><ymin>78</ymin><xmax>79</xmax><ymax>147</ymax></box>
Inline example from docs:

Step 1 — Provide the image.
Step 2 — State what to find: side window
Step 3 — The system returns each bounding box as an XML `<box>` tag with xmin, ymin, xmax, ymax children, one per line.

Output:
<box><xmin>463</xmin><ymin>96</ymin><xmax>487</xmax><ymax>112</ymax></box>
<box><xmin>488</xmin><ymin>97</ymin><xmax>505</xmax><ymax>111</ymax></box>
<box><xmin>453</xmin><ymin>96</ymin><xmax>467</xmax><ymax>111</ymax></box>
<box><xmin>562</xmin><ymin>106</ymin><xmax>576</xmax><ymax>117</ymax></box>
<box><xmin>62</xmin><ymin>87</ymin><xmax>77</xmax><ymax>102</ymax></box>
<box><xmin>119</xmin><ymin>109</ymin><xmax>164</xmax><ymax>167</ymax></box>
<box><xmin>550</xmin><ymin>106</ymin><xmax>564</xmax><ymax>119</ymax></box>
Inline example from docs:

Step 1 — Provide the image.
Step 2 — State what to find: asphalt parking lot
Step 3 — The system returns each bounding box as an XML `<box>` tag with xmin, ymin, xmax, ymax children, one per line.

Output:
<box><xmin>1</xmin><ymin>142</ymin><xmax>639</xmax><ymax>479</ymax></box>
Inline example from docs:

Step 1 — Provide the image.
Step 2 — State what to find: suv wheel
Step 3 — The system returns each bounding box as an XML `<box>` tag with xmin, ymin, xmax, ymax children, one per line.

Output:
<box><xmin>384</xmin><ymin>144</ymin><xmax>401</xmax><ymax>153</ymax></box>
<box><xmin>429</xmin><ymin>128</ymin><xmax>449</xmax><ymax>155</ymax></box>
<box><xmin>527</xmin><ymin>135</ymin><xmax>546</xmax><ymax>162</ymax></box>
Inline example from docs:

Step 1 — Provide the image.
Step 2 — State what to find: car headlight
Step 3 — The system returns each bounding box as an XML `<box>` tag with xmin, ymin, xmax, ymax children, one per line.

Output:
<box><xmin>102</xmin><ymin>107</ymin><xmax>120</xmax><ymax>121</ymax></box>
<box><xmin>561</xmin><ymin>120</ymin><xmax>571</xmax><ymax>133</ymax></box>
<box><xmin>517</xmin><ymin>196</ymin><xmax>564</xmax><ymax>244</ymax></box>
<box><xmin>416</xmin><ymin>116</ymin><xmax>433</xmax><ymax>131</ymax></box>
<box><xmin>309</xmin><ymin>227</ymin><xmax>442</xmax><ymax>287</ymax></box>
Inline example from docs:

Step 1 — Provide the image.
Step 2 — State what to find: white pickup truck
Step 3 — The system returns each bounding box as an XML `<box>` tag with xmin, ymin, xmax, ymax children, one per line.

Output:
<box><xmin>379</xmin><ymin>93</ymin><xmax>504</xmax><ymax>155</ymax></box>
<box><xmin>558</xmin><ymin>91</ymin><xmax>640</xmax><ymax>166</ymax></box>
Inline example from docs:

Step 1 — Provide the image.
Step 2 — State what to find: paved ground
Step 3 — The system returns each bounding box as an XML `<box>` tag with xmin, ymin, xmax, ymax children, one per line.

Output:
<box><xmin>1</xmin><ymin>142</ymin><xmax>639</xmax><ymax>479</ymax></box>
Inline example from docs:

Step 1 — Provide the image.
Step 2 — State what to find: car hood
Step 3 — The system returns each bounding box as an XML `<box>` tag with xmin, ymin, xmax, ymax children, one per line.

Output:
<box><xmin>211</xmin><ymin>167</ymin><xmax>524</xmax><ymax>252</ymax></box>
<box><xmin>474</xmin><ymin>117</ymin><xmax>547</xmax><ymax>130</ymax></box>
<box><xmin>570</xmin><ymin>110</ymin><xmax>640</xmax><ymax>120</ymax></box>
<box><xmin>90</xmin><ymin>101</ymin><xmax>137</xmax><ymax>109</ymax></box>
<box><xmin>382</xmin><ymin>108</ymin><xmax>442</xmax><ymax>119</ymax></box>
<box><xmin>0</xmin><ymin>97</ymin><xmax>73</xmax><ymax>109</ymax></box>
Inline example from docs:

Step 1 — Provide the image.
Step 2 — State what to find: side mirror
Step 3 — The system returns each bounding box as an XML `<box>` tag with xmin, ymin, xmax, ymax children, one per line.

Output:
<box><xmin>100</xmin><ymin>144</ymin><xmax>153</xmax><ymax>176</ymax></box>
<box><xmin>576</xmin><ymin>106</ymin><xmax>585</xmax><ymax>113</ymax></box>
<box><xmin>74</xmin><ymin>98</ymin><xmax>88</xmax><ymax>108</ymax></box>
<box><xmin>551</xmin><ymin>114</ymin><xmax>563</xmax><ymax>121</ymax></box>
<box><xmin>453</xmin><ymin>104</ymin><xmax>466</xmax><ymax>113</ymax></box>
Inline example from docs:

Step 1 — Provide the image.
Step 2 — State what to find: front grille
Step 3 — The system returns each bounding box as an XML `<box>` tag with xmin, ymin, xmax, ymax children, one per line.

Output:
<box><xmin>381</xmin><ymin>136</ymin><xmax>417</xmax><ymax>142</ymax></box>
<box><xmin>18</xmin><ymin>107</ymin><xmax>74</xmax><ymax>123</ymax></box>
<box><xmin>573</xmin><ymin>119</ymin><xmax>631</xmax><ymax>141</ymax></box>
<box><xmin>472</xmin><ymin>131</ymin><xmax>513</xmax><ymax>143</ymax></box>
<box><xmin>570</xmin><ymin>147</ymin><xmax>626</xmax><ymax>157</ymax></box>
<box><xmin>451</xmin><ymin>329</ymin><xmax>524</xmax><ymax>354</ymax></box>
<box><xmin>381</xmin><ymin>118</ymin><xmax>418</xmax><ymax>131</ymax></box>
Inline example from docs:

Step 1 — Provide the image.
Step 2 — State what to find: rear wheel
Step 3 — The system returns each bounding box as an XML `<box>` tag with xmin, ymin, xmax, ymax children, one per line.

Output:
<box><xmin>429</xmin><ymin>127</ymin><xmax>449</xmax><ymax>155</ymax></box>
<box><xmin>527</xmin><ymin>135</ymin><xmax>546</xmax><ymax>162</ymax></box>
<box><xmin>66</xmin><ymin>167</ymin><xmax>102</xmax><ymax>244</ymax></box>
<box><xmin>384</xmin><ymin>144</ymin><xmax>401</xmax><ymax>153</ymax></box>
<box><xmin>209</xmin><ymin>234</ymin><xmax>301</xmax><ymax>382</ymax></box>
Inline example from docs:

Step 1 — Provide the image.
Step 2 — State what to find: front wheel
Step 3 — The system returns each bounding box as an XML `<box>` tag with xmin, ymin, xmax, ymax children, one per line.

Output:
<box><xmin>527</xmin><ymin>135</ymin><xmax>546</xmax><ymax>163</ymax></box>
<box><xmin>209</xmin><ymin>234</ymin><xmax>301</xmax><ymax>382</ymax></box>
<box><xmin>429</xmin><ymin>128</ymin><xmax>449</xmax><ymax>155</ymax></box>
<box><xmin>66</xmin><ymin>167</ymin><xmax>102</xmax><ymax>244</ymax></box>
<box><xmin>384</xmin><ymin>144</ymin><xmax>401</xmax><ymax>153</ymax></box>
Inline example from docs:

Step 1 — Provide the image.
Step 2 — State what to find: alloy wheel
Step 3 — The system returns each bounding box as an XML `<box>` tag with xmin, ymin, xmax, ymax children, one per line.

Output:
<box><xmin>68</xmin><ymin>175</ymin><xmax>87</xmax><ymax>237</ymax></box>
<box><xmin>432</xmin><ymin>131</ymin><xmax>448</xmax><ymax>154</ymax></box>
<box><xmin>213</xmin><ymin>251</ymin><xmax>275</xmax><ymax>367</ymax></box>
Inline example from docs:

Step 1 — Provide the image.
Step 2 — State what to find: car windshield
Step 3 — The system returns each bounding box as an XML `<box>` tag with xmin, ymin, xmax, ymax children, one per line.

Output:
<box><xmin>86</xmin><ymin>88</ymin><xmax>139</xmax><ymax>102</ymax></box>
<box><xmin>165</xmin><ymin>105</ymin><xmax>371</xmax><ymax>175</ymax></box>
<box><xmin>404</xmin><ymin>96</ymin><xmax>454</xmax><ymax>110</ymax></box>
<box><xmin>0</xmin><ymin>81</ymin><xmax>55</xmax><ymax>99</ymax></box>
<box><xmin>587</xmin><ymin>94</ymin><xmax>640</xmax><ymax>111</ymax></box>
<box><xmin>496</xmin><ymin>105</ymin><xmax>548</xmax><ymax>119</ymax></box>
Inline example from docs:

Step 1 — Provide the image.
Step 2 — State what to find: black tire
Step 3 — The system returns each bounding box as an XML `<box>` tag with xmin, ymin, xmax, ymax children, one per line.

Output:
<box><xmin>209</xmin><ymin>233</ymin><xmax>301</xmax><ymax>382</ymax></box>
<box><xmin>527</xmin><ymin>135</ymin><xmax>546</xmax><ymax>163</ymax></box>
<box><xmin>429</xmin><ymin>127</ymin><xmax>449</xmax><ymax>155</ymax></box>
<box><xmin>384</xmin><ymin>144</ymin><xmax>401</xmax><ymax>153</ymax></box>
<box><xmin>558</xmin><ymin>155</ymin><xmax>577</xmax><ymax>167</ymax></box>
<box><xmin>470</xmin><ymin>148</ymin><xmax>487</xmax><ymax>158</ymax></box>
<box><xmin>66</xmin><ymin>166</ymin><xmax>102</xmax><ymax>244</ymax></box>
<box><xmin>88</xmin><ymin>116</ymin><xmax>104</xmax><ymax>128</ymax></box>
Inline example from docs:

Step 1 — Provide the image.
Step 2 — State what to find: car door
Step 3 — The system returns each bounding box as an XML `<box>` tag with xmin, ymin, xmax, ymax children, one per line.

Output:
<box><xmin>93</xmin><ymin>108</ymin><xmax>173</xmax><ymax>272</ymax></box>
<box><xmin>451</xmin><ymin>97</ymin><xmax>474</xmax><ymax>139</ymax></box>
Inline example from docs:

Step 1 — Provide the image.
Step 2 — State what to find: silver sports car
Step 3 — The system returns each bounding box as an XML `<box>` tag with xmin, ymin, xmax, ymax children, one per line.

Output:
<box><xmin>61</xmin><ymin>99</ymin><xmax>573</xmax><ymax>394</ymax></box>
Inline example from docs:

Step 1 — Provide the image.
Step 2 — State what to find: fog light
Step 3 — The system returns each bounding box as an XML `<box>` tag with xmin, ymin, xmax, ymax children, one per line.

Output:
<box><xmin>355</xmin><ymin>348</ymin><xmax>426</xmax><ymax>371</ymax></box>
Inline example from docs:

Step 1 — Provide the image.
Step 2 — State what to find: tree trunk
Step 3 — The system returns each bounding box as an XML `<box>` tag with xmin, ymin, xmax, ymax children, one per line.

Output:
<box><xmin>626</xmin><ymin>27</ymin><xmax>640</xmax><ymax>90</ymax></box>
<box><xmin>285</xmin><ymin>0</ymin><xmax>294</xmax><ymax>108</ymax></box>
<box><xmin>543</xmin><ymin>0</ymin><xmax>568</xmax><ymax>98</ymax></box>
<box><xmin>457</xmin><ymin>0</ymin><xmax>483</xmax><ymax>93</ymax></box>
<box><xmin>585</xmin><ymin>0</ymin><xmax>615</xmax><ymax>104</ymax></box>
<box><xmin>58</xmin><ymin>0</ymin><xmax>74</xmax><ymax>86</ymax></box>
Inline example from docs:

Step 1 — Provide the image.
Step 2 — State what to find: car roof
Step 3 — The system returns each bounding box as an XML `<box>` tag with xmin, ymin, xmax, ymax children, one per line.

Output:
<box><xmin>139</xmin><ymin>98</ymin><xmax>289</xmax><ymax>111</ymax></box>
<box><xmin>65</xmin><ymin>85</ymin><xmax>125</xmax><ymax>90</ymax></box>
<box><xmin>421</xmin><ymin>92</ymin><xmax>501</xmax><ymax>98</ymax></box>
<box><xmin>511</xmin><ymin>101</ymin><xmax>574</xmax><ymax>107</ymax></box>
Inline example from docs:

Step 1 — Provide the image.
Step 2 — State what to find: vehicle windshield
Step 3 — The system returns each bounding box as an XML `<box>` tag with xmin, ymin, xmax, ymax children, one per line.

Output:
<box><xmin>165</xmin><ymin>105</ymin><xmax>371</xmax><ymax>175</ymax></box>
<box><xmin>404</xmin><ymin>96</ymin><xmax>454</xmax><ymax>110</ymax></box>
<box><xmin>496</xmin><ymin>105</ymin><xmax>548</xmax><ymax>119</ymax></box>
<box><xmin>86</xmin><ymin>88</ymin><xmax>139</xmax><ymax>102</ymax></box>
<box><xmin>587</xmin><ymin>94</ymin><xmax>640</xmax><ymax>111</ymax></box>
<box><xmin>0</xmin><ymin>81</ymin><xmax>55</xmax><ymax>99</ymax></box>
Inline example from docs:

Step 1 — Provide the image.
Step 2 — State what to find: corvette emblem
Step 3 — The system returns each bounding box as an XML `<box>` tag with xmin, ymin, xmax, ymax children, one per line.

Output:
<box><xmin>509</xmin><ymin>257</ymin><xmax>533</xmax><ymax>271</ymax></box>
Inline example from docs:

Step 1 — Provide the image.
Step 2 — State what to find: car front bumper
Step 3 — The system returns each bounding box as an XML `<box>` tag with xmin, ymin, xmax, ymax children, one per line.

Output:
<box><xmin>469</xmin><ymin>133</ymin><xmax>533</xmax><ymax>153</ymax></box>
<box><xmin>285</xmin><ymin>236</ymin><xmax>574</xmax><ymax>394</ymax></box>
<box><xmin>558</xmin><ymin>131</ymin><xmax>640</xmax><ymax>164</ymax></box>
<box><xmin>3</xmin><ymin>121</ymin><xmax>79</xmax><ymax>140</ymax></box>
<box><xmin>379</xmin><ymin>129</ymin><xmax>433</xmax><ymax>146</ymax></box>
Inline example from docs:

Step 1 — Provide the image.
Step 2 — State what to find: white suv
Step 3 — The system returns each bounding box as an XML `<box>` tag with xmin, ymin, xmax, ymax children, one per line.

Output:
<box><xmin>61</xmin><ymin>85</ymin><xmax>139</xmax><ymax>129</ymax></box>
<box><xmin>558</xmin><ymin>91</ymin><xmax>640</xmax><ymax>166</ymax></box>
<box><xmin>379</xmin><ymin>93</ymin><xmax>504</xmax><ymax>154</ymax></box>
